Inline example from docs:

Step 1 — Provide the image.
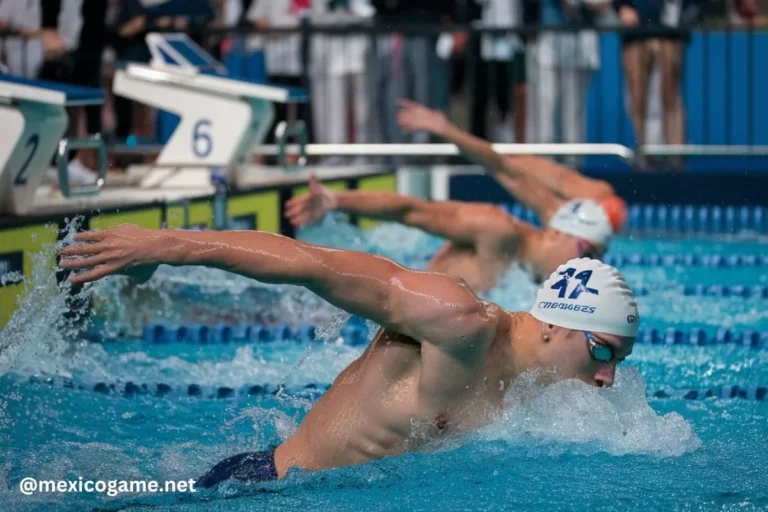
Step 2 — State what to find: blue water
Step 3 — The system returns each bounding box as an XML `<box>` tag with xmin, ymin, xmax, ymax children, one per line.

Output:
<box><xmin>1</xmin><ymin>219</ymin><xmax>766</xmax><ymax>512</ymax></box>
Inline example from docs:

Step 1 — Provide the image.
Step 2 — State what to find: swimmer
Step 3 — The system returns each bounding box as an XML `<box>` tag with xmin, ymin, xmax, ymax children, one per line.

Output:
<box><xmin>59</xmin><ymin>225</ymin><xmax>639</xmax><ymax>488</ymax></box>
<box><xmin>285</xmin><ymin>100</ymin><xmax>627</xmax><ymax>291</ymax></box>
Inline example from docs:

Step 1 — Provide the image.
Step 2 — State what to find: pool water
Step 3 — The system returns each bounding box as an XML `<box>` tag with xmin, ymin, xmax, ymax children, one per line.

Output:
<box><xmin>1</xmin><ymin>217</ymin><xmax>766</xmax><ymax>512</ymax></box>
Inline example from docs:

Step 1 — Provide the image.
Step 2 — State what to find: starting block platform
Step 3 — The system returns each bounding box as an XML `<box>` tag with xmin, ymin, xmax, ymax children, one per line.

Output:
<box><xmin>113</xmin><ymin>33</ymin><xmax>307</xmax><ymax>182</ymax></box>
<box><xmin>0</xmin><ymin>74</ymin><xmax>105</xmax><ymax>215</ymax></box>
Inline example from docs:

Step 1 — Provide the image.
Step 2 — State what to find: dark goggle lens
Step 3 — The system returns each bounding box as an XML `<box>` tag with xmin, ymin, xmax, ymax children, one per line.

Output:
<box><xmin>590</xmin><ymin>344</ymin><xmax>614</xmax><ymax>362</ymax></box>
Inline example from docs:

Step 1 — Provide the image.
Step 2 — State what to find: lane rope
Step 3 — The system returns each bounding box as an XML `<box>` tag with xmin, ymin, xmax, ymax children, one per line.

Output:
<box><xmin>21</xmin><ymin>375</ymin><xmax>768</xmax><ymax>402</ymax></box>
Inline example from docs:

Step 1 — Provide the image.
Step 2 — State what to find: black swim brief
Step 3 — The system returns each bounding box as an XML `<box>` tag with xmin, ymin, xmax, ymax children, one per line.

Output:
<box><xmin>197</xmin><ymin>449</ymin><xmax>278</xmax><ymax>488</ymax></box>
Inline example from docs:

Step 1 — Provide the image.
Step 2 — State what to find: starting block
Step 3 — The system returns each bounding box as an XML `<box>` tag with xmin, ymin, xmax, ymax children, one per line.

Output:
<box><xmin>0</xmin><ymin>75</ymin><xmax>106</xmax><ymax>214</ymax></box>
<box><xmin>113</xmin><ymin>34</ymin><xmax>308</xmax><ymax>178</ymax></box>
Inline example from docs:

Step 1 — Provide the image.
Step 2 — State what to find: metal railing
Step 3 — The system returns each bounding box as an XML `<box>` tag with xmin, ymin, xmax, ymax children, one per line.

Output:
<box><xmin>205</xmin><ymin>22</ymin><xmax>768</xmax><ymax>166</ymax></box>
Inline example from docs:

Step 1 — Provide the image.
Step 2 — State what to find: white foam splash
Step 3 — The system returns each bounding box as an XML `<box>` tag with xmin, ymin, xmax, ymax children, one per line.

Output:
<box><xmin>480</xmin><ymin>366</ymin><xmax>701</xmax><ymax>457</ymax></box>
<box><xmin>0</xmin><ymin>218</ymin><xmax>93</xmax><ymax>377</ymax></box>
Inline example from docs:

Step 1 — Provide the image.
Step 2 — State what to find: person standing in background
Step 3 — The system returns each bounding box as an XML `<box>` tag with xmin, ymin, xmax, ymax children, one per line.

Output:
<box><xmin>309</xmin><ymin>0</ymin><xmax>372</xmax><ymax>165</ymax></box>
<box><xmin>219</xmin><ymin>0</ymin><xmax>267</xmax><ymax>81</ymax></box>
<box><xmin>39</xmin><ymin>0</ymin><xmax>108</xmax><ymax>182</ymax></box>
<box><xmin>471</xmin><ymin>0</ymin><xmax>527</xmax><ymax>144</ymax></box>
<box><xmin>0</xmin><ymin>0</ymin><xmax>43</xmax><ymax>78</ymax></box>
<box><xmin>528</xmin><ymin>0</ymin><xmax>610</xmax><ymax>167</ymax></box>
<box><xmin>617</xmin><ymin>0</ymin><xmax>707</xmax><ymax>169</ymax></box>
<box><xmin>731</xmin><ymin>0</ymin><xmax>768</xmax><ymax>25</ymax></box>
<box><xmin>370</xmin><ymin>0</ymin><xmax>455</xmax><ymax>152</ymax></box>
<box><xmin>247</xmin><ymin>0</ymin><xmax>312</xmax><ymax>146</ymax></box>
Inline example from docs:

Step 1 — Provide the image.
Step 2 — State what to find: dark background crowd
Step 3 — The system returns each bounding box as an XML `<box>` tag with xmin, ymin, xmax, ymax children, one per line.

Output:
<box><xmin>0</xmin><ymin>0</ymin><xmax>766</xmax><ymax>175</ymax></box>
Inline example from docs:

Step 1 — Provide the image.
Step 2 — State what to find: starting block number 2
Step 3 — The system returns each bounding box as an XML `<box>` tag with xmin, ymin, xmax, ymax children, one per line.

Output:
<box><xmin>14</xmin><ymin>134</ymin><xmax>39</xmax><ymax>186</ymax></box>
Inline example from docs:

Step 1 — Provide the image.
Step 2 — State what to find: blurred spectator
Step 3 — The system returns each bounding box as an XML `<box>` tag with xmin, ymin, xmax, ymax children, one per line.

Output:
<box><xmin>219</xmin><ymin>0</ymin><xmax>267</xmax><ymax>81</ymax></box>
<box><xmin>113</xmin><ymin>0</ymin><xmax>154</xmax><ymax>146</ymax></box>
<box><xmin>0</xmin><ymin>0</ymin><xmax>43</xmax><ymax>78</ymax></box>
<box><xmin>113</xmin><ymin>0</ymin><xmax>214</xmax><ymax>148</ymax></box>
<box><xmin>247</xmin><ymin>0</ymin><xmax>312</xmax><ymax>144</ymax></box>
<box><xmin>617</xmin><ymin>0</ymin><xmax>707</xmax><ymax>168</ymax></box>
<box><xmin>309</xmin><ymin>0</ymin><xmax>372</xmax><ymax>164</ymax></box>
<box><xmin>39</xmin><ymin>0</ymin><xmax>109</xmax><ymax>179</ymax></box>
<box><xmin>471</xmin><ymin>0</ymin><xmax>527</xmax><ymax>143</ymax></box>
<box><xmin>529</xmin><ymin>0</ymin><xmax>609</xmax><ymax>165</ymax></box>
<box><xmin>730</xmin><ymin>0</ymin><xmax>768</xmax><ymax>25</ymax></box>
<box><xmin>371</xmin><ymin>0</ymin><xmax>455</xmax><ymax>149</ymax></box>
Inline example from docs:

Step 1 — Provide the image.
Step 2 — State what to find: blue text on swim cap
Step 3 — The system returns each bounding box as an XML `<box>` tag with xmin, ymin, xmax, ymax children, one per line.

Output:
<box><xmin>550</xmin><ymin>268</ymin><xmax>599</xmax><ymax>300</ymax></box>
<box><xmin>537</xmin><ymin>302</ymin><xmax>597</xmax><ymax>314</ymax></box>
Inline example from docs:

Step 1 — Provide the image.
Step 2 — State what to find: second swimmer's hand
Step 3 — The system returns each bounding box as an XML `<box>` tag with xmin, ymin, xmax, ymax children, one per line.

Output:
<box><xmin>397</xmin><ymin>99</ymin><xmax>448</xmax><ymax>136</ymax></box>
<box><xmin>284</xmin><ymin>173</ymin><xmax>338</xmax><ymax>228</ymax></box>
<box><xmin>58</xmin><ymin>225</ymin><xmax>161</xmax><ymax>285</ymax></box>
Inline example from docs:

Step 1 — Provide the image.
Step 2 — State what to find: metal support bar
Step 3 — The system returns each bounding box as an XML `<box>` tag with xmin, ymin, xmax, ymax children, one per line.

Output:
<box><xmin>57</xmin><ymin>135</ymin><xmax>108</xmax><ymax>198</ymax></box>
<box><xmin>275</xmin><ymin>120</ymin><xmax>308</xmax><ymax>170</ymax></box>
<box><xmin>643</xmin><ymin>145</ymin><xmax>768</xmax><ymax>157</ymax></box>
<box><xmin>0</xmin><ymin>91</ymin><xmax>14</xmax><ymax>105</ymax></box>
<box><xmin>105</xmin><ymin>143</ymin><xmax>768</xmax><ymax>168</ymax></box>
<box><xmin>252</xmin><ymin>143</ymin><xmax>636</xmax><ymax>159</ymax></box>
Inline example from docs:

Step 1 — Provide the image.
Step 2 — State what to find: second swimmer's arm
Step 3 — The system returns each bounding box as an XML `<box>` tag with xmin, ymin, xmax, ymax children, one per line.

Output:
<box><xmin>397</xmin><ymin>100</ymin><xmax>564</xmax><ymax>222</ymax></box>
<box><xmin>60</xmin><ymin>226</ymin><xmax>497</xmax><ymax>354</ymax></box>
<box><xmin>285</xmin><ymin>175</ymin><xmax>498</xmax><ymax>246</ymax></box>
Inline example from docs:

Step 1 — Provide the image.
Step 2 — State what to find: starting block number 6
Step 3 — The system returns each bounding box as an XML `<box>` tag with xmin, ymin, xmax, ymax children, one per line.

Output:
<box><xmin>192</xmin><ymin>119</ymin><xmax>212</xmax><ymax>158</ymax></box>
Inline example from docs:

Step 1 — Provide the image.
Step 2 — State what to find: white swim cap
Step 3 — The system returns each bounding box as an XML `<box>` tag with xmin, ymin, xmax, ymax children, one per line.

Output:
<box><xmin>530</xmin><ymin>258</ymin><xmax>639</xmax><ymax>337</ymax></box>
<box><xmin>548</xmin><ymin>199</ymin><xmax>612</xmax><ymax>246</ymax></box>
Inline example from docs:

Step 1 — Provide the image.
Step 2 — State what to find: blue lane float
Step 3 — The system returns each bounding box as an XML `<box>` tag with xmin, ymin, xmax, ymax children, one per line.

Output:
<box><xmin>603</xmin><ymin>253</ymin><xmax>768</xmax><ymax>269</ymax></box>
<box><xmin>137</xmin><ymin>323</ymin><xmax>767</xmax><ymax>348</ymax></box>
<box><xmin>629</xmin><ymin>284</ymin><xmax>767</xmax><ymax>299</ymax></box>
<box><xmin>139</xmin><ymin>322</ymin><xmax>366</xmax><ymax>344</ymax></box>
<box><xmin>23</xmin><ymin>376</ymin><xmax>767</xmax><ymax>402</ymax></box>
<box><xmin>636</xmin><ymin>327</ymin><xmax>768</xmax><ymax>348</ymax></box>
<box><xmin>25</xmin><ymin>375</ymin><xmax>331</xmax><ymax>400</ymax></box>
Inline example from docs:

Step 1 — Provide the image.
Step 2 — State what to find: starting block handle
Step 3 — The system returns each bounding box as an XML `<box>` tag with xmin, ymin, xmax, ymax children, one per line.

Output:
<box><xmin>276</xmin><ymin>121</ymin><xmax>308</xmax><ymax>171</ymax></box>
<box><xmin>57</xmin><ymin>135</ymin><xmax>108</xmax><ymax>198</ymax></box>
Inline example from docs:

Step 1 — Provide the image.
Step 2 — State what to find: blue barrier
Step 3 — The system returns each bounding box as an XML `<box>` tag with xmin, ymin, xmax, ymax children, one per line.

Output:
<box><xmin>25</xmin><ymin>375</ymin><xmax>767</xmax><ymax>402</ymax></box>
<box><xmin>626</xmin><ymin>204</ymin><xmax>767</xmax><ymax>233</ymax></box>
<box><xmin>636</xmin><ymin>328</ymin><xmax>767</xmax><ymax>348</ymax></box>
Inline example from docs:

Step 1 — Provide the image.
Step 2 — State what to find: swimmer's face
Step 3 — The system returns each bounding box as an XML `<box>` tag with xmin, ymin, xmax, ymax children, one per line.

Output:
<box><xmin>536</xmin><ymin>324</ymin><xmax>634</xmax><ymax>388</ymax></box>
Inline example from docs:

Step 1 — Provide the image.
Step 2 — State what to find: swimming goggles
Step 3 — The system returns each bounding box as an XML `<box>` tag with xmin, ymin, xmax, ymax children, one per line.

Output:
<box><xmin>584</xmin><ymin>331</ymin><xmax>614</xmax><ymax>362</ymax></box>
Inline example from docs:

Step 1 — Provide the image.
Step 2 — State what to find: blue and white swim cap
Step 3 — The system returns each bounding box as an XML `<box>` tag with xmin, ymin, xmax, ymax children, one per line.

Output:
<box><xmin>548</xmin><ymin>199</ymin><xmax>612</xmax><ymax>246</ymax></box>
<box><xmin>530</xmin><ymin>258</ymin><xmax>639</xmax><ymax>337</ymax></box>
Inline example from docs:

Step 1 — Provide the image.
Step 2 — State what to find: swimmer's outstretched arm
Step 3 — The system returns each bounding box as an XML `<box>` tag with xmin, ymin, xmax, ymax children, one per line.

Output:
<box><xmin>285</xmin><ymin>174</ymin><xmax>516</xmax><ymax>246</ymax></box>
<box><xmin>58</xmin><ymin>225</ymin><xmax>499</xmax><ymax>358</ymax></box>
<box><xmin>397</xmin><ymin>99</ymin><xmax>565</xmax><ymax>223</ymax></box>
<box><xmin>502</xmin><ymin>154</ymin><xmax>616</xmax><ymax>202</ymax></box>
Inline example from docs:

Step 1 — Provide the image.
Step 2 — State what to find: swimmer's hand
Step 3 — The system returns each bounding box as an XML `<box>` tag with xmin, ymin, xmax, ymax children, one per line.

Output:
<box><xmin>284</xmin><ymin>173</ymin><xmax>338</xmax><ymax>228</ymax></box>
<box><xmin>397</xmin><ymin>99</ymin><xmax>448</xmax><ymax>136</ymax></box>
<box><xmin>58</xmin><ymin>225</ymin><xmax>161</xmax><ymax>285</ymax></box>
